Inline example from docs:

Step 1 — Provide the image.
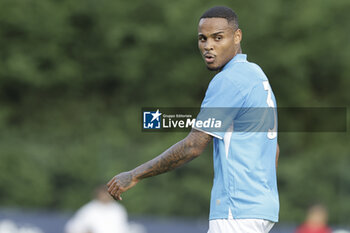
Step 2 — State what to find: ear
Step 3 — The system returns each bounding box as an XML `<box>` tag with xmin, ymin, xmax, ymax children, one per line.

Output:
<box><xmin>234</xmin><ymin>29</ymin><xmax>242</xmax><ymax>45</ymax></box>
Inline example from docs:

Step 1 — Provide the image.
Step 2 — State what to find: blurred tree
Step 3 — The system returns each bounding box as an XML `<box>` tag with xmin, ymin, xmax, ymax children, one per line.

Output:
<box><xmin>0</xmin><ymin>0</ymin><xmax>349</xmax><ymax>225</ymax></box>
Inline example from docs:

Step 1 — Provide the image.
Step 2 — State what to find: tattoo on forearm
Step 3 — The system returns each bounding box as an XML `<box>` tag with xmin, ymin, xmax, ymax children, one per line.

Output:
<box><xmin>133</xmin><ymin>130</ymin><xmax>212</xmax><ymax>180</ymax></box>
<box><xmin>119</xmin><ymin>172</ymin><xmax>133</xmax><ymax>188</ymax></box>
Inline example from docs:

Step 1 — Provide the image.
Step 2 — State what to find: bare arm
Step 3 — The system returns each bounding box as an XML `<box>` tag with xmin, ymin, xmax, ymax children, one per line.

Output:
<box><xmin>107</xmin><ymin>129</ymin><xmax>212</xmax><ymax>200</ymax></box>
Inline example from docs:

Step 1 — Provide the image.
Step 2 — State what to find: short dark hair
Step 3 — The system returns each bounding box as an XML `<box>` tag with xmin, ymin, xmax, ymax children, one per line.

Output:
<box><xmin>200</xmin><ymin>6</ymin><xmax>239</xmax><ymax>29</ymax></box>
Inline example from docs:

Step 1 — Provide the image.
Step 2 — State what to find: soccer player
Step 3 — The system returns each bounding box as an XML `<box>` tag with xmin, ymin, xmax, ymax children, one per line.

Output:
<box><xmin>107</xmin><ymin>6</ymin><xmax>279</xmax><ymax>233</ymax></box>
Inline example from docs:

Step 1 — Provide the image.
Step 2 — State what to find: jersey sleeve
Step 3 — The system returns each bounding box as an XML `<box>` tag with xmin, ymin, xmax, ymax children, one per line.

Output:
<box><xmin>195</xmin><ymin>73</ymin><xmax>245</xmax><ymax>139</ymax></box>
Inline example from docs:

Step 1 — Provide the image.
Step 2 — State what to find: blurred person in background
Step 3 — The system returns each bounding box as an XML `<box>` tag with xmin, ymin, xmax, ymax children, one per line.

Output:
<box><xmin>295</xmin><ymin>204</ymin><xmax>332</xmax><ymax>233</ymax></box>
<box><xmin>64</xmin><ymin>185</ymin><xmax>129</xmax><ymax>233</ymax></box>
<box><xmin>0</xmin><ymin>220</ymin><xmax>43</xmax><ymax>233</ymax></box>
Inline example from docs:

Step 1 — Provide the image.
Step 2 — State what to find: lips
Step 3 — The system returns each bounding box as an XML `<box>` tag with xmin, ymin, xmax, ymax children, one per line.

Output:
<box><xmin>204</xmin><ymin>53</ymin><xmax>215</xmax><ymax>64</ymax></box>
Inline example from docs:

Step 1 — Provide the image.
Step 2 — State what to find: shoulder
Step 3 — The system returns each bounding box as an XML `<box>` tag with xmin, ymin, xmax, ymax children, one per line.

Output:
<box><xmin>205</xmin><ymin>72</ymin><xmax>244</xmax><ymax>100</ymax></box>
<box><xmin>226</xmin><ymin>60</ymin><xmax>269</xmax><ymax>87</ymax></box>
<box><xmin>227</xmin><ymin>60</ymin><xmax>266</xmax><ymax>80</ymax></box>
<box><xmin>75</xmin><ymin>201</ymin><xmax>99</xmax><ymax>214</ymax></box>
<box><xmin>325</xmin><ymin>227</ymin><xmax>332</xmax><ymax>233</ymax></box>
<box><xmin>112</xmin><ymin>202</ymin><xmax>127</xmax><ymax>210</ymax></box>
<box><xmin>110</xmin><ymin>202</ymin><xmax>128</xmax><ymax>215</ymax></box>
<box><xmin>209</xmin><ymin>62</ymin><xmax>261</xmax><ymax>93</ymax></box>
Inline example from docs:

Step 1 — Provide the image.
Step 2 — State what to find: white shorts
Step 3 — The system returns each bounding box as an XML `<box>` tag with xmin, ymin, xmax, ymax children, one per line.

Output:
<box><xmin>208</xmin><ymin>219</ymin><xmax>275</xmax><ymax>233</ymax></box>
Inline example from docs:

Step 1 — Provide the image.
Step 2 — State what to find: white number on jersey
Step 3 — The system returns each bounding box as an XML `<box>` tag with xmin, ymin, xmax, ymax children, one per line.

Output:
<box><xmin>263</xmin><ymin>81</ymin><xmax>277</xmax><ymax>139</ymax></box>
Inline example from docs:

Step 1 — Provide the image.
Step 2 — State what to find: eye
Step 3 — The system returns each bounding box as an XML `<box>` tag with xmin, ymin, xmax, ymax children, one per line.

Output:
<box><xmin>198</xmin><ymin>36</ymin><xmax>206</xmax><ymax>42</ymax></box>
<box><xmin>215</xmin><ymin>36</ymin><xmax>222</xmax><ymax>41</ymax></box>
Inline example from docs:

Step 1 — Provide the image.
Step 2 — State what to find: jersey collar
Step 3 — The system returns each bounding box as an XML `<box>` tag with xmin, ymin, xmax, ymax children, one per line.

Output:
<box><xmin>222</xmin><ymin>54</ymin><xmax>247</xmax><ymax>71</ymax></box>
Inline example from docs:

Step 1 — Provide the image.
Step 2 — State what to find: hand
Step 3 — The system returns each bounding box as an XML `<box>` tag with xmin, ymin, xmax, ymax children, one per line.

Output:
<box><xmin>107</xmin><ymin>171</ymin><xmax>138</xmax><ymax>201</ymax></box>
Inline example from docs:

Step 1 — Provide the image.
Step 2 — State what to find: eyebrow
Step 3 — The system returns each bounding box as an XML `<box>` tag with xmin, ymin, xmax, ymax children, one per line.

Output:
<box><xmin>198</xmin><ymin>31</ymin><xmax>225</xmax><ymax>37</ymax></box>
<box><xmin>211</xmin><ymin>31</ymin><xmax>225</xmax><ymax>36</ymax></box>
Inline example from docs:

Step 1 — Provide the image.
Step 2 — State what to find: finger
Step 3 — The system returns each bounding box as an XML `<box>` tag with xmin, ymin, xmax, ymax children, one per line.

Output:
<box><xmin>115</xmin><ymin>189</ymin><xmax>123</xmax><ymax>201</ymax></box>
<box><xmin>111</xmin><ymin>185</ymin><xmax>120</xmax><ymax>196</ymax></box>
<box><xmin>107</xmin><ymin>177</ymin><xmax>115</xmax><ymax>187</ymax></box>
<box><xmin>108</xmin><ymin>181</ymin><xmax>116</xmax><ymax>193</ymax></box>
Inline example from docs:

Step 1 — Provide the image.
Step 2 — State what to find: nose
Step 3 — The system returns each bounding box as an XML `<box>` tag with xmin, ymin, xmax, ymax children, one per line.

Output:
<box><xmin>204</xmin><ymin>40</ymin><xmax>214</xmax><ymax>51</ymax></box>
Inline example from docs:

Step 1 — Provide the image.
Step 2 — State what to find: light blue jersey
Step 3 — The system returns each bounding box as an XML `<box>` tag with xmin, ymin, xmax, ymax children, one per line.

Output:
<box><xmin>198</xmin><ymin>54</ymin><xmax>279</xmax><ymax>222</ymax></box>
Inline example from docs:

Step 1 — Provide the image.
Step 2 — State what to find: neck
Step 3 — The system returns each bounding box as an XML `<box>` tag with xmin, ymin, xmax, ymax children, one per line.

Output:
<box><xmin>236</xmin><ymin>46</ymin><xmax>242</xmax><ymax>54</ymax></box>
<box><xmin>215</xmin><ymin>47</ymin><xmax>243</xmax><ymax>73</ymax></box>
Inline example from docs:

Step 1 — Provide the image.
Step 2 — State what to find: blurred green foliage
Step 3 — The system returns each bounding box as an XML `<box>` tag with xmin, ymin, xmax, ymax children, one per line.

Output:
<box><xmin>0</xmin><ymin>0</ymin><xmax>349</xmax><ymax>225</ymax></box>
